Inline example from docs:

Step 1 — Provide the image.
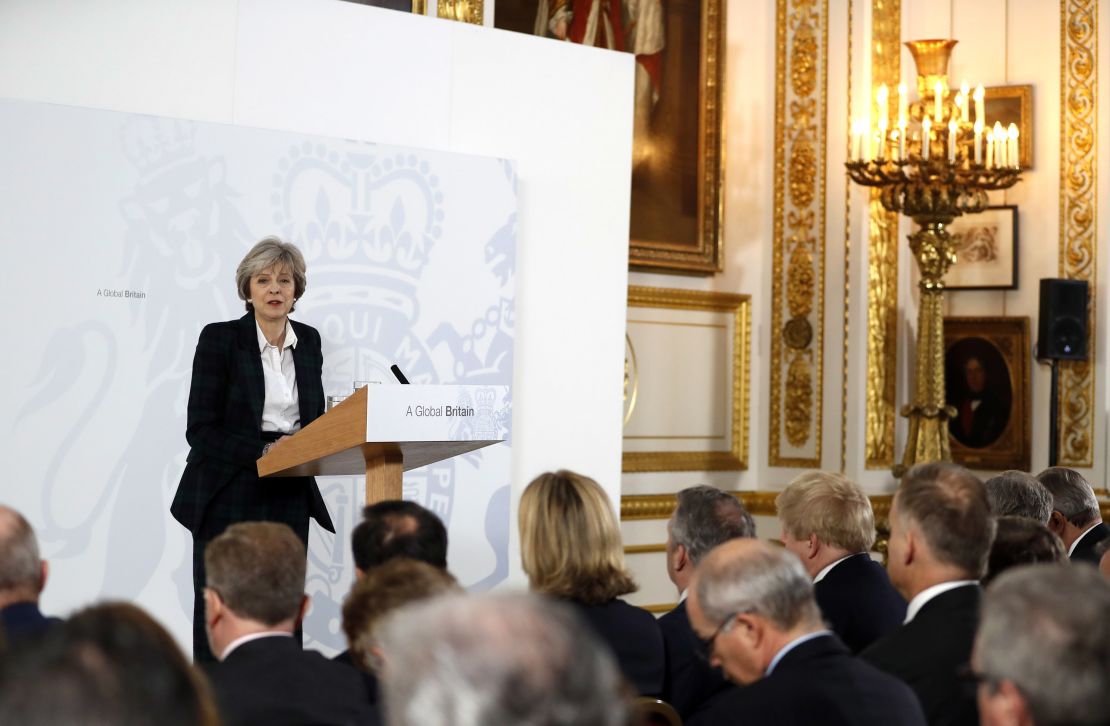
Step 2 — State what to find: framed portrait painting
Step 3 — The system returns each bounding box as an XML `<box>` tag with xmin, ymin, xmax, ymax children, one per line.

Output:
<box><xmin>944</xmin><ymin>317</ymin><xmax>1031</xmax><ymax>471</ymax></box>
<box><xmin>946</xmin><ymin>205</ymin><xmax>1018</xmax><ymax>290</ymax></box>
<box><xmin>494</xmin><ymin>0</ymin><xmax>725</xmax><ymax>273</ymax></box>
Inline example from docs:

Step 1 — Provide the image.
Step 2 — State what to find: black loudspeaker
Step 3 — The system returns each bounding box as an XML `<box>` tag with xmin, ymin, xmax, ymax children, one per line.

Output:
<box><xmin>1037</xmin><ymin>278</ymin><xmax>1089</xmax><ymax>360</ymax></box>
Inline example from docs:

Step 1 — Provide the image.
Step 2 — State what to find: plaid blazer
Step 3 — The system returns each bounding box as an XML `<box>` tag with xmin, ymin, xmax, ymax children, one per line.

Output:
<box><xmin>170</xmin><ymin>313</ymin><xmax>334</xmax><ymax>534</ymax></box>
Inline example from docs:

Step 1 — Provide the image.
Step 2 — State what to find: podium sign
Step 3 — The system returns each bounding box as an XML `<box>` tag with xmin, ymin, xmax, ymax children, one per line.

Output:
<box><xmin>364</xmin><ymin>384</ymin><xmax>509</xmax><ymax>442</ymax></box>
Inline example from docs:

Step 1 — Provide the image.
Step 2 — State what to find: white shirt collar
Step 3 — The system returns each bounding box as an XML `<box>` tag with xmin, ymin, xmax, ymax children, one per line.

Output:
<box><xmin>678</xmin><ymin>588</ymin><xmax>688</xmax><ymax>603</ymax></box>
<box><xmin>219</xmin><ymin>630</ymin><xmax>293</xmax><ymax>661</ymax></box>
<box><xmin>765</xmin><ymin>630</ymin><xmax>833</xmax><ymax>675</ymax></box>
<box><xmin>813</xmin><ymin>553</ymin><xmax>861</xmax><ymax>583</ymax></box>
<box><xmin>1068</xmin><ymin>521</ymin><xmax>1103</xmax><ymax>556</ymax></box>
<box><xmin>256</xmin><ymin>319</ymin><xmax>297</xmax><ymax>353</ymax></box>
<box><xmin>904</xmin><ymin>580</ymin><xmax>978</xmax><ymax>624</ymax></box>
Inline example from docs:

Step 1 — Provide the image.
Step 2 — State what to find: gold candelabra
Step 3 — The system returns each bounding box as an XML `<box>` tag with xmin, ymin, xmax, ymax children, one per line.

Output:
<box><xmin>845</xmin><ymin>40</ymin><xmax>1022</xmax><ymax>476</ymax></box>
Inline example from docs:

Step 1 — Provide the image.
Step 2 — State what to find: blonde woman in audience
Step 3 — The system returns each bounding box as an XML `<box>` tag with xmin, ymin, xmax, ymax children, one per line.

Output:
<box><xmin>519</xmin><ymin>469</ymin><xmax>665</xmax><ymax>696</ymax></box>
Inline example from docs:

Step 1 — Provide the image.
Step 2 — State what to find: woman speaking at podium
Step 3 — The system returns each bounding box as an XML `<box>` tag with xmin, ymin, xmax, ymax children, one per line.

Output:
<box><xmin>170</xmin><ymin>237</ymin><xmax>335</xmax><ymax>662</ymax></box>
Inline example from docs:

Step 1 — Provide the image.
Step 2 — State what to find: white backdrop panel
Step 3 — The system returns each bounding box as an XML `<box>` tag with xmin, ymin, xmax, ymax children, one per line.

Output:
<box><xmin>0</xmin><ymin>97</ymin><xmax>516</xmax><ymax>655</ymax></box>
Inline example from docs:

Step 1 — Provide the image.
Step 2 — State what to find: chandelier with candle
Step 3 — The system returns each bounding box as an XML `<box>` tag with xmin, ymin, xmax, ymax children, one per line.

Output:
<box><xmin>845</xmin><ymin>39</ymin><xmax>1023</xmax><ymax>475</ymax></box>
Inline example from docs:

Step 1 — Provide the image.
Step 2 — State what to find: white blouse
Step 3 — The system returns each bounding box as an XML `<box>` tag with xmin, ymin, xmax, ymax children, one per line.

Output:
<box><xmin>256</xmin><ymin>320</ymin><xmax>301</xmax><ymax>433</ymax></box>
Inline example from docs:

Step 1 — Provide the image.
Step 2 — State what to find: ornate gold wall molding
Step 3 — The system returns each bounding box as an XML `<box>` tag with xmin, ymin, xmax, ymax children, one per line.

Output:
<box><xmin>437</xmin><ymin>0</ymin><xmax>482</xmax><ymax>24</ymax></box>
<box><xmin>864</xmin><ymin>0</ymin><xmax>900</xmax><ymax>469</ymax></box>
<box><xmin>1057</xmin><ymin>0</ymin><xmax>1098</xmax><ymax>467</ymax></box>
<box><xmin>770</xmin><ymin>0</ymin><xmax>828</xmax><ymax>467</ymax></box>
<box><xmin>620</xmin><ymin>490</ymin><xmax>890</xmax><ymax>520</ymax></box>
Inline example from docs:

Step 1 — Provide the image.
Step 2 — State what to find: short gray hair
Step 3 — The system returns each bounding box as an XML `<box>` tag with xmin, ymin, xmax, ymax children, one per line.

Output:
<box><xmin>0</xmin><ymin>506</ymin><xmax>42</xmax><ymax>593</ymax></box>
<box><xmin>1036</xmin><ymin>467</ymin><xmax>1101</xmax><ymax>527</ymax></box>
<box><xmin>378</xmin><ymin>593</ymin><xmax>628</xmax><ymax>726</ymax></box>
<box><xmin>670</xmin><ymin>486</ymin><xmax>755</xmax><ymax>564</ymax></box>
<box><xmin>896</xmin><ymin>462</ymin><xmax>996</xmax><ymax>578</ymax></box>
<box><xmin>984</xmin><ymin>471</ymin><xmax>1053</xmax><ymax>525</ymax></box>
<box><xmin>977</xmin><ymin>564</ymin><xmax>1110</xmax><ymax>725</ymax></box>
<box><xmin>694</xmin><ymin>540</ymin><xmax>822</xmax><ymax>631</ymax></box>
<box><xmin>235</xmin><ymin>236</ymin><xmax>307</xmax><ymax>312</ymax></box>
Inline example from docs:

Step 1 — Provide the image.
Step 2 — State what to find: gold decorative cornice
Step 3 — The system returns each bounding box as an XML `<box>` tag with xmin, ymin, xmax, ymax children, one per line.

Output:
<box><xmin>620</xmin><ymin>491</ymin><xmax>892</xmax><ymax>520</ymax></box>
<box><xmin>770</xmin><ymin>0</ymin><xmax>828</xmax><ymax>467</ymax></box>
<box><xmin>437</xmin><ymin>0</ymin><xmax>482</xmax><ymax>24</ymax></box>
<box><xmin>1057</xmin><ymin>0</ymin><xmax>1097</xmax><ymax>467</ymax></box>
<box><xmin>865</xmin><ymin>0</ymin><xmax>900</xmax><ymax>469</ymax></box>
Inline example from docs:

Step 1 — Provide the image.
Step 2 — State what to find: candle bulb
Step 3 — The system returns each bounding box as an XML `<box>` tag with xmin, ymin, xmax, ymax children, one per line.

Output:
<box><xmin>876</xmin><ymin>84</ymin><xmax>889</xmax><ymax>161</ymax></box>
<box><xmin>993</xmin><ymin>121</ymin><xmax>1005</xmax><ymax>167</ymax></box>
<box><xmin>1008</xmin><ymin>123</ymin><xmax>1020</xmax><ymax>168</ymax></box>
<box><xmin>974</xmin><ymin>85</ymin><xmax>984</xmax><ymax>123</ymax></box>
<box><xmin>960</xmin><ymin>81</ymin><xmax>970</xmax><ymax>123</ymax></box>
<box><xmin>898</xmin><ymin>82</ymin><xmax>908</xmax><ymax>125</ymax></box>
<box><xmin>851</xmin><ymin>119</ymin><xmax>863</xmax><ymax>162</ymax></box>
<box><xmin>898</xmin><ymin>120</ymin><xmax>907</xmax><ymax>162</ymax></box>
<box><xmin>986</xmin><ymin>130</ymin><xmax>994</xmax><ymax>168</ymax></box>
<box><xmin>922</xmin><ymin>117</ymin><xmax>932</xmax><ymax>161</ymax></box>
<box><xmin>934</xmin><ymin>81</ymin><xmax>944</xmax><ymax>123</ymax></box>
<box><xmin>947</xmin><ymin>120</ymin><xmax>957</xmax><ymax>162</ymax></box>
<box><xmin>974</xmin><ymin>119</ymin><xmax>983</xmax><ymax>165</ymax></box>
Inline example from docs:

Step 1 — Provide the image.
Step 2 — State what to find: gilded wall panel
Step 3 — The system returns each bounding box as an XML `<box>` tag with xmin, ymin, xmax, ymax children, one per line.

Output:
<box><xmin>864</xmin><ymin>0</ymin><xmax>900</xmax><ymax>469</ymax></box>
<box><xmin>770</xmin><ymin>0</ymin><xmax>828</xmax><ymax>467</ymax></box>
<box><xmin>1057</xmin><ymin>0</ymin><xmax>1098</xmax><ymax>467</ymax></box>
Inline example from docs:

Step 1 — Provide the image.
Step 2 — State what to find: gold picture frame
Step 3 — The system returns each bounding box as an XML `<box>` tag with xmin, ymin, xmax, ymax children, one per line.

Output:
<box><xmin>944</xmin><ymin>317</ymin><xmax>1032</xmax><ymax>471</ymax></box>
<box><xmin>980</xmin><ymin>85</ymin><xmax>1033</xmax><ymax>169</ymax></box>
<box><xmin>622</xmin><ymin>286</ymin><xmax>749</xmax><ymax>472</ymax></box>
<box><xmin>494</xmin><ymin>0</ymin><xmax>726</xmax><ymax>274</ymax></box>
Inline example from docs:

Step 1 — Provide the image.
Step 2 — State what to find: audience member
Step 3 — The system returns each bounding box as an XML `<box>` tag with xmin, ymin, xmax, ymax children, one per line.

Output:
<box><xmin>0</xmin><ymin>602</ymin><xmax>217</xmax><ymax>725</ymax></box>
<box><xmin>973</xmin><ymin>564</ymin><xmax>1110</xmax><ymax>726</ymax></box>
<box><xmin>519</xmin><ymin>470</ymin><xmax>665</xmax><ymax>696</ymax></box>
<box><xmin>982</xmin><ymin>516</ymin><xmax>1065</xmax><ymax>585</ymax></box>
<box><xmin>351</xmin><ymin>500</ymin><xmax>448</xmax><ymax>576</ymax></box>
<box><xmin>776</xmin><ymin>471</ymin><xmax>906</xmax><ymax>652</ymax></box>
<box><xmin>340</xmin><ymin>558</ymin><xmax>460</xmax><ymax>703</ymax></box>
<box><xmin>983</xmin><ymin>471</ymin><xmax>1052</xmax><ymax>524</ymax></box>
<box><xmin>660</xmin><ymin>485</ymin><xmax>753</xmax><ymax>717</ymax></box>
<box><xmin>685</xmin><ymin>539</ymin><xmax>926</xmax><ymax>726</ymax></box>
<box><xmin>378</xmin><ymin>592</ymin><xmax>630</xmax><ymax>726</ymax></box>
<box><xmin>0</xmin><ymin>506</ymin><xmax>60</xmax><ymax>644</ymax></box>
<box><xmin>203</xmin><ymin>522</ymin><xmax>378</xmax><ymax>726</ymax></box>
<box><xmin>1036</xmin><ymin>467</ymin><xmax>1108</xmax><ymax>565</ymax></box>
<box><xmin>862</xmin><ymin>462</ymin><xmax>996</xmax><ymax>726</ymax></box>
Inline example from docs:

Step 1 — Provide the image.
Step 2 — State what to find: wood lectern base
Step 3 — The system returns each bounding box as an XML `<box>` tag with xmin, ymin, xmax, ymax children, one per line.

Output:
<box><xmin>364</xmin><ymin>447</ymin><xmax>404</xmax><ymax>504</ymax></box>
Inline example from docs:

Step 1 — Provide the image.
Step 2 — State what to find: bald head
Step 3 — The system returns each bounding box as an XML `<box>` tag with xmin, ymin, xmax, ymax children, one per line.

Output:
<box><xmin>0</xmin><ymin>506</ymin><xmax>45</xmax><ymax>603</ymax></box>
<box><xmin>693</xmin><ymin>538</ymin><xmax>822</xmax><ymax>631</ymax></box>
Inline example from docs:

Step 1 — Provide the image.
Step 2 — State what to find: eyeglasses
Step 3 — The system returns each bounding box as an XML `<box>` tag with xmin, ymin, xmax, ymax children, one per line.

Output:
<box><xmin>695</xmin><ymin>612</ymin><xmax>738</xmax><ymax>662</ymax></box>
<box><xmin>956</xmin><ymin>664</ymin><xmax>1001</xmax><ymax>699</ymax></box>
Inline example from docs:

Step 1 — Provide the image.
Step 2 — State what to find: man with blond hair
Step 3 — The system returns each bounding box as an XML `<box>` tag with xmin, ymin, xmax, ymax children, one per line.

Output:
<box><xmin>862</xmin><ymin>462</ymin><xmax>996</xmax><ymax>726</ymax></box>
<box><xmin>203</xmin><ymin>522</ymin><xmax>377</xmax><ymax>726</ymax></box>
<box><xmin>685</xmin><ymin>539</ymin><xmax>925</xmax><ymax>726</ymax></box>
<box><xmin>776</xmin><ymin>472</ymin><xmax>905</xmax><ymax>652</ymax></box>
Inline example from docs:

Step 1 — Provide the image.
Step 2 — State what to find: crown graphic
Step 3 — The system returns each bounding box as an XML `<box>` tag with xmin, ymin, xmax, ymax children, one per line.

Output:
<box><xmin>122</xmin><ymin>116</ymin><xmax>197</xmax><ymax>176</ymax></box>
<box><xmin>271</xmin><ymin>142</ymin><xmax>443</xmax><ymax>298</ymax></box>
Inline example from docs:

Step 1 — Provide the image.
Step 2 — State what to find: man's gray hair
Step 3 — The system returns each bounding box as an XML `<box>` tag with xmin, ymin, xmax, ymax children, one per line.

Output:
<box><xmin>977</xmin><ymin>564</ymin><xmax>1110</xmax><ymax>725</ymax></box>
<box><xmin>1036</xmin><ymin>467</ymin><xmax>1101</xmax><ymax>527</ymax></box>
<box><xmin>0</xmin><ymin>507</ymin><xmax>42</xmax><ymax>592</ymax></box>
<box><xmin>670</xmin><ymin>486</ymin><xmax>755</xmax><ymax>564</ymax></box>
<box><xmin>984</xmin><ymin>471</ymin><xmax>1053</xmax><ymax>524</ymax></box>
<box><xmin>378</xmin><ymin>592</ymin><xmax>628</xmax><ymax>726</ymax></box>
<box><xmin>695</xmin><ymin>540</ymin><xmax>822</xmax><ymax>631</ymax></box>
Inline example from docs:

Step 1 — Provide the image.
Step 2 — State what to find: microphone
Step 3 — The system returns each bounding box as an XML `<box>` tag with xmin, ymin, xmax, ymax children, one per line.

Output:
<box><xmin>390</xmin><ymin>364</ymin><xmax>410</xmax><ymax>384</ymax></box>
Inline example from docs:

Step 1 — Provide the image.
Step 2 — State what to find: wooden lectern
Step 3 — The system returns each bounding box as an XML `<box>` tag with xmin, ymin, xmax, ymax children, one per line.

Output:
<box><xmin>257</xmin><ymin>385</ymin><xmax>501</xmax><ymax>504</ymax></box>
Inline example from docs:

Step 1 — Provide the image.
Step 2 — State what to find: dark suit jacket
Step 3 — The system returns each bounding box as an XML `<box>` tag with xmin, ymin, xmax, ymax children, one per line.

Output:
<box><xmin>332</xmin><ymin>648</ymin><xmax>380</xmax><ymax>703</ymax></box>
<box><xmin>0</xmin><ymin>602</ymin><xmax>61</xmax><ymax>644</ymax></box>
<box><xmin>205</xmin><ymin>635</ymin><xmax>378</xmax><ymax>726</ymax></box>
<box><xmin>815</xmin><ymin>553</ymin><xmax>907</xmax><ymax>653</ymax></box>
<box><xmin>570</xmin><ymin>598</ymin><xmax>666</xmax><ymax>697</ymax></box>
<box><xmin>1070</xmin><ymin>522</ymin><xmax>1109</xmax><ymax>565</ymax></box>
<box><xmin>687</xmin><ymin>634</ymin><xmax>926</xmax><ymax>726</ymax></box>
<box><xmin>862</xmin><ymin>584</ymin><xmax>981</xmax><ymax>726</ymax></box>
<box><xmin>659</xmin><ymin>600</ymin><xmax>732</xmax><ymax>717</ymax></box>
<box><xmin>171</xmin><ymin>313</ymin><xmax>333</xmax><ymax>534</ymax></box>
